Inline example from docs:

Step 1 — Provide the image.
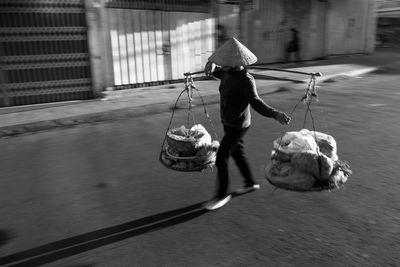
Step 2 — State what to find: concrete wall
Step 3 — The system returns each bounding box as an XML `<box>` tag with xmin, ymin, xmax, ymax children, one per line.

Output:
<box><xmin>240</xmin><ymin>0</ymin><xmax>376</xmax><ymax>64</ymax></box>
<box><xmin>216</xmin><ymin>3</ymin><xmax>240</xmax><ymax>44</ymax></box>
<box><xmin>241</xmin><ymin>0</ymin><xmax>286</xmax><ymax>63</ymax></box>
<box><xmin>240</xmin><ymin>0</ymin><xmax>329</xmax><ymax>63</ymax></box>
<box><xmin>85</xmin><ymin>0</ymin><xmax>114</xmax><ymax>94</ymax></box>
<box><xmin>325</xmin><ymin>0</ymin><xmax>376</xmax><ymax>55</ymax></box>
<box><xmin>85</xmin><ymin>0</ymin><xmax>377</xmax><ymax>91</ymax></box>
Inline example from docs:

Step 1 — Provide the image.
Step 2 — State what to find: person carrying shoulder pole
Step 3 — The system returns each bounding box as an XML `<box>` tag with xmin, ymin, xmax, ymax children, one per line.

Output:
<box><xmin>203</xmin><ymin>37</ymin><xmax>291</xmax><ymax>210</ymax></box>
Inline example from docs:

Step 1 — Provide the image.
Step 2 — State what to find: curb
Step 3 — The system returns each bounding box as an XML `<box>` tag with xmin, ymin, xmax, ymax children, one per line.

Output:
<box><xmin>0</xmin><ymin>87</ymin><xmax>288</xmax><ymax>138</ymax></box>
<box><xmin>0</xmin><ymin>102</ymin><xmax>170</xmax><ymax>138</ymax></box>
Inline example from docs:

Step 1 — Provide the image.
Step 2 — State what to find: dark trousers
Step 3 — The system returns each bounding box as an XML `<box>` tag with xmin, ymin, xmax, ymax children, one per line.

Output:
<box><xmin>215</xmin><ymin>125</ymin><xmax>255</xmax><ymax>198</ymax></box>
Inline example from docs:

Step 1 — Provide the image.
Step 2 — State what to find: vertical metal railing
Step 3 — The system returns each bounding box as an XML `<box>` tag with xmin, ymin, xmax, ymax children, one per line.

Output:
<box><xmin>104</xmin><ymin>0</ymin><xmax>215</xmax><ymax>90</ymax></box>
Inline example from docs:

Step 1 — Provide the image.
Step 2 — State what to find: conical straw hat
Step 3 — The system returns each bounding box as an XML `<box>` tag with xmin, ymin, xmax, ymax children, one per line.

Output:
<box><xmin>208</xmin><ymin>37</ymin><xmax>257</xmax><ymax>66</ymax></box>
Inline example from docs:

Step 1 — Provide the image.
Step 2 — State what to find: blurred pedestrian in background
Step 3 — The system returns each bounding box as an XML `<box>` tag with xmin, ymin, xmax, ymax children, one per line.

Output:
<box><xmin>286</xmin><ymin>28</ymin><xmax>300</xmax><ymax>62</ymax></box>
<box><xmin>203</xmin><ymin>37</ymin><xmax>291</xmax><ymax>210</ymax></box>
<box><xmin>216</xmin><ymin>24</ymin><xmax>228</xmax><ymax>48</ymax></box>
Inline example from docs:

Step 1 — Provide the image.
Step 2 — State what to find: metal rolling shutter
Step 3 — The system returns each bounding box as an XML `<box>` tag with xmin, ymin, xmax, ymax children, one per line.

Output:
<box><xmin>0</xmin><ymin>0</ymin><xmax>93</xmax><ymax>107</ymax></box>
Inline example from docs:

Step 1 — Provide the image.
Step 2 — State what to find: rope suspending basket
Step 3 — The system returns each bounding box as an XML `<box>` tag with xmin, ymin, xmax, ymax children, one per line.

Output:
<box><xmin>251</xmin><ymin>68</ymin><xmax>353</xmax><ymax>192</ymax></box>
<box><xmin>159</xmin><ymin>72</ymin><xmax>219</xmax><ymax>172</ymax></box>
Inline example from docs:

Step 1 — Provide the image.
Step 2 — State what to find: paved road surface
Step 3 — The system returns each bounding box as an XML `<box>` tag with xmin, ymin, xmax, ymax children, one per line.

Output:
<box><xmin>0</xmin><ymin>70</ymin><xmax>399</xmax><ymax>266</ymax></box>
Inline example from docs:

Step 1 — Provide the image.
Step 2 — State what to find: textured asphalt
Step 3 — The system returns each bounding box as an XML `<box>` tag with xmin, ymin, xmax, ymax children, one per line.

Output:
<box><xmin>1</xmin><ymin>47</ymin><xmax>400</xmax><ymax>267</ymax></box>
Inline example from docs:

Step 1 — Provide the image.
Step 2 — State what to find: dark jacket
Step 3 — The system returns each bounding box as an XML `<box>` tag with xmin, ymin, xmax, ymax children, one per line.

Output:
<box><xmin>211</xmin><ymin>67</ymin><xmax>279</xmax><ymax>128</ymax></box>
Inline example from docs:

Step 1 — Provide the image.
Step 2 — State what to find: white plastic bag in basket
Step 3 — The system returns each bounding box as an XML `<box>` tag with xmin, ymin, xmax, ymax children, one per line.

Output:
<box><xmin>299</xmin><ymin>129</ymin><xmax>338</xmax><ymax>161</ymax></box>
<box><xmin>190</xmin><ymin>124</ymin><xmax>212</xmax><ymax>148</ymax></box>
<box><xmin>273</xmin><ymin>131</ymin><xmax>318</xmax><ymax>154</ymax></box>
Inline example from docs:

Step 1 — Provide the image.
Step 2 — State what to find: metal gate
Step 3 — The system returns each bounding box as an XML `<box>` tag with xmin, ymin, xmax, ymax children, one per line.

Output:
<box><xmin>0</xmin><ymin>0</ymin><xmax>93</xmax><ymax>107</ymax></box>
<box><xmin>104</xmin><ymin>0</ymin><xmax>215</xmax><ymax>89</ymax></box>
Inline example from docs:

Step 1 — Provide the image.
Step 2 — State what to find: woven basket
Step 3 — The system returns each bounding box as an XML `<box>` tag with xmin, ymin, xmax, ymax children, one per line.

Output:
<box><xmin>166</xmin><ymin>133</ymin><xmax>197</xmax><ymax>156</ymax></box>
<box><xmin>265</xmin><ymin>173</ymin><xmax>329</xmax><ymax>192</ymax></box>
<box><xmin>160</xmin><ymin>146</ymin><xmax>216</xmax><ymax>172</ymax></box>
<box><xmin>264</xmin><ymin>162</ymin><xmax>343</xmax><ymax>192</ymax></box>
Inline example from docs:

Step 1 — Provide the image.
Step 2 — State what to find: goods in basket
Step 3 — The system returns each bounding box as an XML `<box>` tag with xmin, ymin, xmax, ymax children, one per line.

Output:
<box><xmin>272</xmin><ymin>130</ymin><xmax>319</xmax><ymax>154</ymax></box>
<box><xmin>166</xmin><ymin>124</ymin><xmax>213</xmax><ymax>156</ymax></box>
<box><xmin>161</xmin><ymin>124</ymin><xmax>220</xmax><ymax>171</ymax></box>
<box><xmin>265</xmin><ymin>129</ymin><xmax>352</xmax><ymax>191</ymax></box>
<box><xmin>159</xmin><ymin>71</ymin><xmax>220</xmax><ymax>172</ymax></box>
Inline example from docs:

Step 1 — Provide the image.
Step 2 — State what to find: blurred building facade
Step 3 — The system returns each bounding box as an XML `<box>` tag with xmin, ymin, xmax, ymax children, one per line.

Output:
<box><xmin>376</xmin><ymin>0</ymin><xmax>400</xmax><ymax>47</ymax></box>
<box><xmin>238</xmin><ymin>0</ymin><xmax>376</xmax><ymax>63</ymax></box>
<box><xmin>0</xmin><ymin>0</ymin><xmax>376</xmax><ymax>107</ymax></box>
<box><xmin>88</xmin><ymin>0</ymin><xmax>377</xmax><ymax>94</ymax></box>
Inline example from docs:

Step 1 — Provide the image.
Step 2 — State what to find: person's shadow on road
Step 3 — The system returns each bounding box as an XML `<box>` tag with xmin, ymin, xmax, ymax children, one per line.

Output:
<box><xmin>0</xmin><ymin>202</ymin><xmax>208</xmax><ymax>266</ymax></box>
<box><xmin>0</xmin><ymin>189</ymin><xmax>255</xmax><ymax>266</ymax></box>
